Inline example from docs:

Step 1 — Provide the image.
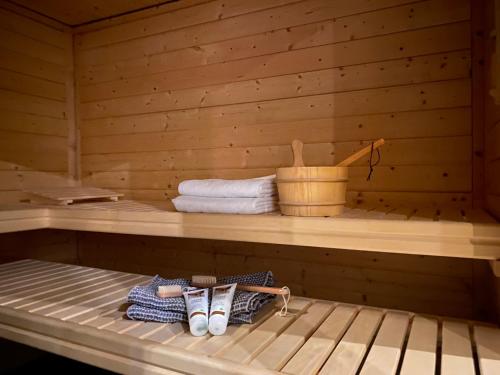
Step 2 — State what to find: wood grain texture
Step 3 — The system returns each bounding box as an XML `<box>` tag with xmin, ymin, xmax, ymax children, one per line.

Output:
<box><xmin>8</xmin><ymin>0</ymin><xmax>175</xmax><ymax>26</ymax></box>
<box><xmin>0</xmin><ymin>8</ymin><xmax>73</xmax><ymax>203</ymax></box>
<box><xmin>0</xmin><ymin>258</ymin><xmax>498</xmax><ymax>374</ymax></box>
<box><xmin>0</xmin><ymin>230</ymin><xmax>77</xmax><ymax>265</ymax></box>
<box><xmin>74</xmin><ymin>0</ymin><xmax>474</xmax><ymax>207</ymax></box>
<box><xmin>72</xmin><ymin>229</ymin><xmax>497</xmax><ymax>321</ymax></box>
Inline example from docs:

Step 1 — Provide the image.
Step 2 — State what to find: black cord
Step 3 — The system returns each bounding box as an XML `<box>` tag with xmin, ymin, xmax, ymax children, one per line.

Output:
<box><xmin>366</xmin><ymin>142</ymin><xmax>381</xmax><ymax>181</ymax></box>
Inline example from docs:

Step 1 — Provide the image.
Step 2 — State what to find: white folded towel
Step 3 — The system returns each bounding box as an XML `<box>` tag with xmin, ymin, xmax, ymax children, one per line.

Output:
<box><xmin>178</xmin><ymin>175</ymin><xmax>277</xmax><ymax>198</ymax></box>
<box><xmin>172</xmin><ymin>195</ymin><xmax>278</xmax><ymax>214</ymax></box>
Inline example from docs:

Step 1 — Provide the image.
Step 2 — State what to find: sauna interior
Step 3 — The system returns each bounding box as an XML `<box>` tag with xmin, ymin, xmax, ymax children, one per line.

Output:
<box><xmin>0</xmin><ymin>0</ymin><xmax>500</xmax><ymax>374</ymax></box>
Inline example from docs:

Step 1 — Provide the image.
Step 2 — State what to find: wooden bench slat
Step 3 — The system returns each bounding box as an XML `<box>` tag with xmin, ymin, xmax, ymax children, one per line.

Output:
<box><xmin>0</xmin><ymin>261</ymin><xmax>65</xmax><ymax>278</ymax></box>
<box><xmin>40</xmin><ymin>275</ymin><xmax>147</xmax><ymax>319</ymax></box>
<box><xmin>167</xmin><ymin>329</ymin><xmax>211</xmax><ymax>350</ymax></box>
<box><xmin>217</xmin><ymin>298</ymin><xmax>312</xmax><ymax>364</ymax></box>
<box><xmin>282</xmin><ymin>305</ymin><xmax>358</xmax><ymax>375</ymax></box>
<box><xmin>359</xmin><ymin>312</ymin><xmax>410</xmax><ymax>375</ymax></box>
<box><xmin>441</xmin><ymin>321</ymin><xmax>474</xmax><ymax>375</ymax></box>
<box><xmin>250</xmin><ymin>301</ymin><xmax>333</xmax><ymax>370</ymax></box>
<box><xmin>0</xmin><ymin>263</ymin><xmax>71</xmax><ymax>284</ymax></box>
<box><xmin>145</xmin><ymin>322</ymin><xmax>187</xmax><ymax>344</ymax></box>
<box><xmin>125</xmin><ymin>321</ymin><xmax>166</xmax><ymax>339</ymax></box>
<box><xmin>319</xmin><ymin>308</ymin><xmax>384</xmax><ymax>375</ymax></box>
<box><xmin>64</xmin><ymin>277</ymin><xmax>150</xmax><ymax>324</ymax></box>
<box><xmin>474</xmin><ymin>325</ymin><xmax>500</xmax><ymax>375</ymax></box>
<box><xmin>0</xmin><ymin>259</ymin><xmax>43</xmax><ymax>275</ymax></box>
<box><xmin>85</xmin><ymin>309</ymin><xmax>128</xmax><ymax>329</ymax></box>
<box><xmin>190</xmin><ymin>303</ymin><xmax>277</xmax><ymax>356</ymax></box>
<box><xmin>1</xmin><ymin>269</ymin><xmax>108</xmax><ymax>307</ymax></box>
<box><xmin>400</xmin><ymin>316</ymin><xmax>438</xmax><ymax>375</ymax></box>
<box><xmin>18</xmin><ymin>273</ymin><xmax>131</xmax><ymax>312</ymax></box>
<box><xmin>0</xmin><ymin>266</ymin><xmax>89</xmax><ymax>293</ymax></box>
<box><xmin>103</xmin><ymin>318</ymin><xmax>143</xmax><ymax>334</ymax></box>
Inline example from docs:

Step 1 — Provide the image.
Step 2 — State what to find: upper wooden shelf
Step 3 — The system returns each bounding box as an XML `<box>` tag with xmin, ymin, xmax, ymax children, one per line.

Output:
<box><xmin>0</xmin><ymin>200</ymin><xmax>499</xmax><ymax>260</ymax></box>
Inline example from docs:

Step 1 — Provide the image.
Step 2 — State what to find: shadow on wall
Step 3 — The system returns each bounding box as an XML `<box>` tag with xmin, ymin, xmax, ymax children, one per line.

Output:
<box><xmin>76</xmin><ymin>232</ymin><xmax>498</xmax><ymax>324</ymax></box>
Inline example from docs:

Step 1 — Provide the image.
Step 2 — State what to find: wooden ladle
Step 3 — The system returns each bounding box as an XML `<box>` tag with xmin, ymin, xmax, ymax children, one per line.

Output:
<box><xmin>291</xmin><ymin>138</ymin><xmax>385</xmax><ymax>167</ymax></box>
<box><xmin>336</xmin><ymin>138</ymin><xmax>385</xmax><ymax>167</ymax></box>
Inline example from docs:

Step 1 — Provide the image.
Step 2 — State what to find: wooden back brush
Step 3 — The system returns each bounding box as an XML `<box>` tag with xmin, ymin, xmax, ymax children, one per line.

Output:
<box><xmin>155</xmin><ymin>276</ymin><xmax>290</xmax><ymax>299</ymax></box>
<box><xmin>192</xmin><ymin>275</ymin><xmax>289</xmax><ymax>295</ymax></box>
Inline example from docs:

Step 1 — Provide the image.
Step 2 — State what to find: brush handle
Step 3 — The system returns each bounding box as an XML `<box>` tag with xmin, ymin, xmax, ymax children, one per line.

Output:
<box><xmin>336</xmin><ymin>138</ymin><xmax>385</xmax><ymax>167</ymax></box>
<box><xmin>191</xmin><ymin>281</ymin><xmax>288</xmax><ymax>295</ymax></box>
<box><xmin>237</xmin><ymin>284</ymin><xmax>289</xmax><ymax>295</ymax></box>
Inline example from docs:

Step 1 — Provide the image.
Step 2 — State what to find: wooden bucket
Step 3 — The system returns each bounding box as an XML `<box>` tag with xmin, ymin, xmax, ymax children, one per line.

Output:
<box><xmin>277</xmin><ymin>166</ymin><xmax>348</xmax><ymax>216</ymax></box>
<box><xmin>276</xmin><ymin>139</ymin><xmax>384</xmax><ymax>217</ymax></box>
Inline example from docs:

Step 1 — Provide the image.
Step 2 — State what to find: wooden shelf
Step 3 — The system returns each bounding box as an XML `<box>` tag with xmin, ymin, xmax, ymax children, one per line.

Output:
<box><xmin>0</xmin><ymin>201</ymin><xmax>499</xmax><ymax>260</ymax></box>
<box><xmin>0</xmin><ymin>259</ymin><xmax>498</xmax><ymax>375</ymax></box>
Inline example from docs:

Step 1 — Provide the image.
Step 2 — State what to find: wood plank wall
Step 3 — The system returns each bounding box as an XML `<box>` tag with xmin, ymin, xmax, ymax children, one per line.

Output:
<box><xmin>485</xmin><ymin>0</ymin><xmax>500</xmax><ymax>219</ymax></box>
<box><xmin>0</xmin><ymin>229</ymin><xmax>77</xmax><ymax>265</ymax></box>
<box><xmin>77</xmin><ymin>232</ymin><xmax>495</xmax><ymax>322</ymax></box>
<box><xmin>0</xmin><ymin>7</ymin><xmax>74</xmax><ymax>203</ymax></box>
<box><xmin>75</xmin><ymin>0</ymin><xmax>474</xmax><ymax>208</ymax></box>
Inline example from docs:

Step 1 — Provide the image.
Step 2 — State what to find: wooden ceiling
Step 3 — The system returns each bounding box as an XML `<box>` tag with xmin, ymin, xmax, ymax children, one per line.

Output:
<box><xmin>7</xmin><ymin>0</ymin><xmax>176</xmax><ymax>26</ymax></box>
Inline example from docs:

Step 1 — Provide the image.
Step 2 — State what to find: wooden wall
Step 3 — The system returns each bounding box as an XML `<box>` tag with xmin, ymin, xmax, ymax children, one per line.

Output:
<box><xmin>0</xmin><ymin>6</ymin><xmax>74</xmax><ymax>203</ymax></box>
<box><xmin>76</xmin><ymin>0</ymin><xmax>474</xmax><ymax>208</ymax></box>
<box><xmin>0</xmin><ymin>229</ymin><xmax>77</xmax><ymax>265</ymax></box>
<box><xmin>485</xmin><ymin>0</ymin><xmax>500</xmax><ymax>219</ymax></box>
<box><xmin>77</xmin><ymin>232</ymin><xmax>495</xmax><ymax>322</ymax></box>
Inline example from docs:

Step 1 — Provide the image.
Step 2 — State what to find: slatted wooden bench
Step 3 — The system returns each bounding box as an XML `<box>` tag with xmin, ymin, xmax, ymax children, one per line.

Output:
<box><xmin>0</xmin><ymin>259</ymin><xmax>499</xmax><ymax>375</ymax></box>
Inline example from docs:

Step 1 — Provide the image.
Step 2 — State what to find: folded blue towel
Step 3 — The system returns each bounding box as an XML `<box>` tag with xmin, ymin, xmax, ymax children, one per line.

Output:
<box><xmin>126</xmin><ymin>271</ymin><xmax>275</xmax><ymax>324</ymax></box>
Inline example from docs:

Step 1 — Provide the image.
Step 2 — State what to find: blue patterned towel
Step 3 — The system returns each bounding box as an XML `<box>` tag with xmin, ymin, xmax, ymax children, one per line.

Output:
<box><xmin>126</xmin><ymin>271</ymin><xmax>275</xmax><ymax>324</ymax></box>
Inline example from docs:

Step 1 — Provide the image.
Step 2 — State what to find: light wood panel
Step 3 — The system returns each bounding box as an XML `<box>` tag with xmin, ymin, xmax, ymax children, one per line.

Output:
<box><xmin>77</xmin><ymin>0</ymin><xmax>303</xmax><ymax>47</ymax></box>
<box><xmin>81</xmin><ymin>164</ymin><xmax>470</xmax><ymax>193</ymax></box>
<box><xmin>9</xmin><ymin>0</ymin><xmax>183</xmax><ymax>26</ymax></box>
<box><xmin>80</xmin><ymin>136</ymin><xmax>469</xmax><ymax>174</ymax></box>
<box><xmin>79</xmin><ymin>50</ymin><xmax>470</xmax><ymax>102</ymax></box>
<box><xmin>77</xmin><ymin>0</ymin><xmax>466</xmax><ymax>66</ymax></box>
<box><xmin>77</xmin><ymin>0</ymin><xmax>469</xmax><ymax>85</ymax></box>
<box><xmin>74</xmin><ymin>0</ymin><xmax>474</xmax><ymax>208</ymax></box>
<box><xmin>80</xmin><ymin>76</ymin><xmax>471</xmax><ymax>120</ymax></box>
<box><xmin>0</xmin><ymin>8</ymin><xmax>73</xmax><ymax>203</ymax></box>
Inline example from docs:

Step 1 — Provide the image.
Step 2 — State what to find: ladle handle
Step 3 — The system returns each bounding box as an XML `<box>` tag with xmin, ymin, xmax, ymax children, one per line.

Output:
<box><xmin>291</xmin><ymin>140</ymin><xmax>305</xmax><ymax>167</ymax></box>
<box><xmin>336</xmin><ymin>138</ymin><xmax>385</xmax><ymax>167</ymax></box>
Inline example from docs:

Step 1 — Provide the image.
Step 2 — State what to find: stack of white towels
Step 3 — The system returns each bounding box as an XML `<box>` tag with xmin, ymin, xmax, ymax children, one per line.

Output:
<box><xmin>172</xmin><ymin>175</ymin><xmax>278</xmax><ymax>214</ymax></box>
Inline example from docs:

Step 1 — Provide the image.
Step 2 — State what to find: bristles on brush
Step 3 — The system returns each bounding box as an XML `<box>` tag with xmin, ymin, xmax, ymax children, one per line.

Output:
<box><xmin>192</xmin><ymin>275</ymin><xmax>217</xmax><ymax>287</ymax></box>
<box><xmin>156</xmin><ymin>285</ymin><xmax>182</xmax><ymax>298</ymax></box>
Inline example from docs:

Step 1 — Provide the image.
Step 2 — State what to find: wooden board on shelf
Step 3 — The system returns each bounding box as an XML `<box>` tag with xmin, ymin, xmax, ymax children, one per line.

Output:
<box><xmin>24</xmin><ymin>187</ymin><xmax>124</xmax><ymax>205</ymax></box>
<box><xmin>0</xmin><ymin>259</ymin><xmax>499</xmax><ymax>375</ymax></box>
